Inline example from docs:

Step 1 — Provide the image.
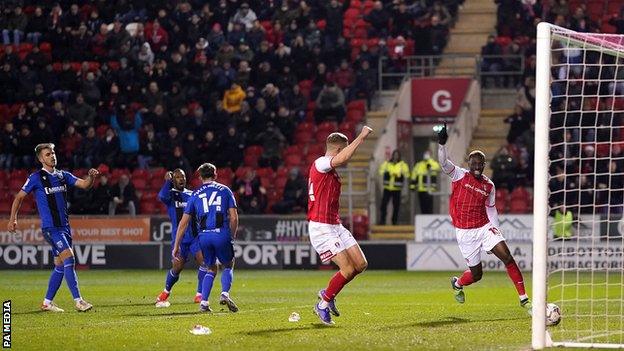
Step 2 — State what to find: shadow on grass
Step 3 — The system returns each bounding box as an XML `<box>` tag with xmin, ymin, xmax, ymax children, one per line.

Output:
<box><xmin>13</xmin><ymin>310</ymin><xmax>46</xmax><ymax>315</ymax></box>
<box><xmin>382</xmin><ymin>316</ymin><xmax>527</xmax><ymax>329</ymax></box>
<box><xmin>243</xmin><ymin>324</ymin><xmax>332</xmax><ymax>336</ymax></box>
<box><xmin>123</xmin><ymin>311</ymin><xmax>202</xmax><ymax>317</ymax></box>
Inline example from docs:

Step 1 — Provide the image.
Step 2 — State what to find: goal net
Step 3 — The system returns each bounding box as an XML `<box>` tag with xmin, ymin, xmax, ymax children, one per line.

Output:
<box><xmin>533</xmin><ymin>23</ymin><xmax>624</xmax><ymax>349</ymax></box>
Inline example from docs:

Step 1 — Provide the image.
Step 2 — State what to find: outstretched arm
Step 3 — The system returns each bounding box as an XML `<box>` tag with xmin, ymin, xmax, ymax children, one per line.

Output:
<box><xmin>437</xmin><ymin>123</ymin><xmax>460</xmax><ymax>179</ymax></box>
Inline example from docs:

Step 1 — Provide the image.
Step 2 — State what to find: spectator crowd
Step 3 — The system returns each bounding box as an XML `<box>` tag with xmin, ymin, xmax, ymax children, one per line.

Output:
<box><xmin>0</xmin><ymin>0</ymin><xmax>460</xmax><ymax>215</ymax></box>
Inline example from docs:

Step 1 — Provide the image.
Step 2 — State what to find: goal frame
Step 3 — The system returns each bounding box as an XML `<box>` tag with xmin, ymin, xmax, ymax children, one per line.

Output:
<box><xmin>532</xmin><ymin>22</ymin><xmax>624</xmax><ymax>350</ymax></box>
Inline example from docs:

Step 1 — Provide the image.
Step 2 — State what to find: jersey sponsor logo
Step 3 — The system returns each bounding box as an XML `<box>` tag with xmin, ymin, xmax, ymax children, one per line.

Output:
<box><xmin>463</xmin><ymin>183</ymin><xmax>487</xmax><ymax>196</ymax></box>
<box><xmin>174</xmin><ymin>201</ymin><xmax>187</xmax><ymax>208</ymax></box>
<box><xmin>44</xmin><ymin>185</ymin><xmax>67</xmax><ymax>195</ymax></box>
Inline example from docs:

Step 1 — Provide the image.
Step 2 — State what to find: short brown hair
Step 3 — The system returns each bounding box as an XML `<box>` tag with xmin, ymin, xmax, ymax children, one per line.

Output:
<box><xmin>326</xmin><ymin>132</ymin><xmax>348</xmax><ymax>147</ymax></box>
<box><xmin>34</xmin><ymin>143</ymin><xmax>55</xmax><ymax>156</ymax></box>
<box><xmin>197</xmin><ymin>163</ymin><xmax>217</xmax><ymax>180</ymax></box>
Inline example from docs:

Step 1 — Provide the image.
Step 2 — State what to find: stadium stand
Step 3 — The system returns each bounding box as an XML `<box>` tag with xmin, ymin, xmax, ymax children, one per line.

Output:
<box><xmin>0</xmin><ymin>0</ymin><xmax>459</xmax><ymax>216</ymax></box>
<box><xmin>488</xmin><ymin>0</ymin><xmax>624</xmax><ymax>214</ymax></box>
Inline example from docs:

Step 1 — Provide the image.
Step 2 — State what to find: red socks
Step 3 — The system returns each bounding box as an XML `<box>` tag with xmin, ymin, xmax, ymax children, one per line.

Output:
<box><xmin>505</xmin><ymin>261</ymin><xmax>526</xmax><ymax>296</ymax></box>
<box><xmin>457</xmin><ymin>269</ymin><xmax>474</xmax><ymax>286</ymax></box>
<box><xmin>322</xmin><ymin>271</ymin><xmax>353</xmax><ymax>302</ymax></box>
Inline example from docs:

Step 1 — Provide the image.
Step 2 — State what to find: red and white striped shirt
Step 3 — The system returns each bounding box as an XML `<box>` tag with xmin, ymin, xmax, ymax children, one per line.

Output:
<box><xmin>307</xmin><ymin>156</ymin><xmax>341</xmax><ymax>224</ymax></box>
<box><xmin>439</xmin><ymin>145</ymin><xmax>496</xmax><ymax>229</ymax></box>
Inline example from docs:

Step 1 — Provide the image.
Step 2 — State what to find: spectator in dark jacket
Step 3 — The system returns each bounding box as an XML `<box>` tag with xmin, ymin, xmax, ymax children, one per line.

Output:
<box><xmin>272</xmin><ymin>168</ymin><xmax>307</xmax><ymax>214</ymax></box>
<box><xmin>69</xmin><ymin>94</ymin><xmax>97</xmax><ymax>133</ymax></box>
<box><xmin>76</xmin><ymin>127</ymin><xmax>101</xmax><ymax>169</ymax></box>
<box><xmin>109</xmin><ymin>174</ymin><xmax>138</xmax><ymax>216</ymax></box>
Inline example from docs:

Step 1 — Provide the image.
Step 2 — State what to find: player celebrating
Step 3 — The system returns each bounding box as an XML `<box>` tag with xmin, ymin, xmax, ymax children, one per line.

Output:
<box><xmin>155</xmin><ymin>169</ymin><xmax>210</xmax><ymax>306</ymax></box>
<box><xmin>436</xmin><ymin>123</ymin><xmax>531</xmax><ymax>314</ymax></box>
<box><xmin>309</xmin><ymin>126</ymin><xmax>373</xmax><ymax>325</ymax></box>
<box><xmin>7</xmin><ymin>143</ymin><xmax>98</xmax><ymax>312</ymax></box>
<box><xmin>172</xmin><ymin>163</ymin><xmax>239</xmax><ymax>313</ymax></box>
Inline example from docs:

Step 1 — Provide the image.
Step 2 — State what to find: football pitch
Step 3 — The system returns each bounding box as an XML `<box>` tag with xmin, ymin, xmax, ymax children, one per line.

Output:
<box><xmin>2</xmin><ymin>270</ymin><xmax>538</xmax><ymax>350</ymax></box>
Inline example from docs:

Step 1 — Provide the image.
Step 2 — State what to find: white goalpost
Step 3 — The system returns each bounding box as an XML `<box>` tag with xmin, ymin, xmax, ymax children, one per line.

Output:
<box><xmin>533</xmin><ymin>22</ymin><xmax>624</xmax><ymax>349</ymax></box>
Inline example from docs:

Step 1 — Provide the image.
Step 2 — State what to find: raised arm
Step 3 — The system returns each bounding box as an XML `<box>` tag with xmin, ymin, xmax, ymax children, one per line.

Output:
<box><xmin>330</xmin><ymin>126</ymin><xmax>373</xmax><ymax>168</ymax></box>
<box><xmin>158</xmin><ymin>172</ymin><xmax>173</xmax><ymax>204</ymax></box>
<box><xmin>75</xmin><ymin>168</ymin><xmax>99</xmax><ymax>189</ymax></box>
<box><xmin>437</xmin><ymin>123</ymin><xmax>463</xmax><ymax>181</ymax></box>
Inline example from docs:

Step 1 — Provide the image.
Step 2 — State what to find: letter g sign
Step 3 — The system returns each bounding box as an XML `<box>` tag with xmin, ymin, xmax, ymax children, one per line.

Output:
<box><xmin>431</xmin><ymin>90</ymin><xmax>452</xmax><ymax>113</ymax></box>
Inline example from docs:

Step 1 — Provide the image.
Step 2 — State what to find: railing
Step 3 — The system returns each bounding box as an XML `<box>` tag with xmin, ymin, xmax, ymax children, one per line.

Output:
<box><xmin>338</xmin><ymin>167</ymin><xmax>370</xmax><ymax>231</ymax></box>
<box><xmin>377</xmin><ymin>54</ymin><xmax>525</xmax><ymax>91</ymax></box>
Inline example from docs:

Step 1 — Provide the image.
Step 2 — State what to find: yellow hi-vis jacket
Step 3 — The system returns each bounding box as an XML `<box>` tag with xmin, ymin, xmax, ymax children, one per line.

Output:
<box><xmin>410</xmin><ymin>159</ymin><xmax>441</xmax><ymax>192</ymax></box>
<box><xmin>379</xmin><ymin>160</ymin><xmax>410</xmax><ymax>191</ymax></box>
<box><xmin>553</xmin><ymin>210</ymin><xmax>573</xmax><ymax>239</ymax></box>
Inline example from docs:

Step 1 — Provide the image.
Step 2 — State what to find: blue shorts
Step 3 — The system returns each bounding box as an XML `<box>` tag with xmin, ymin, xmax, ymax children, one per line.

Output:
<box><xmin>42</xmin><ymin>226</ymin><xmax>72</xmax><ymax>257</ymax></box>
<box><xmin>198</xmin><ymin>232</ymin><xmax>234</xmax><ymax>266</ymax></box>
<box><xmin>173</xmin><ymin>237</ymin><xmax>202</xmax><ymax>262</ymax></box>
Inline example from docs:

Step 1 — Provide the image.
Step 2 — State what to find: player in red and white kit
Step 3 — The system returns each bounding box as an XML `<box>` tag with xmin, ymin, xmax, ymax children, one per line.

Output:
<box><xmin>308</xmin><ymin>127</ymin><xmax>373</xmax><ymax>325</ymax></box>
<box><xmin>437</xmin><ymin>123</ymin><xmax>531</xmax><ymax>314</ymax></box>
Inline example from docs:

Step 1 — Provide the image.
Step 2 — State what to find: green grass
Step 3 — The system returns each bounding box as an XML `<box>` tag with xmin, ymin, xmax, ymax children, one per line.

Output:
<box><xmin>0</xmin><ymin>270</ymin><xmax>618</xmax><ymax>350</ymax></box>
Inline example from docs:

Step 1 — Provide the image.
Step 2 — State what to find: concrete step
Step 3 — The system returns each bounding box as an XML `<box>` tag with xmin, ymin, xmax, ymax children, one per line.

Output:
<box><xmin>370</xmin><ymin>225</ymin><xmax>414</xmax><ymax>233</ymax></box>
<box><xmin>368</xmin><ymin>232</ymin><xmax>414</xmax><ymax>240</ymax></box>
<box><xmin>481</xmin><ymin>109</ymin><xmax>513</xmax><ymax>116</ymax></box>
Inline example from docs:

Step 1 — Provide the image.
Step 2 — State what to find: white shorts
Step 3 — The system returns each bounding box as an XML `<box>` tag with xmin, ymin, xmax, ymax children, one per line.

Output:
<box><xmin>455</xmin><ymin>223</ymin><xmax>506</xmax><ymax>267</ymax></box>
<box><xmin>309</xmin><ymin>221</ymin><xmax>358</xmax><ymax>262</ymax></box>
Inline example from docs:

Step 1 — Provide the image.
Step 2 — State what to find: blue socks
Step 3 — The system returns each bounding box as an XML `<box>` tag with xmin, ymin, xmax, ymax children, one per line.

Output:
<box><xmin>197</xmin><ymin>267</ymin><xmax>208</xmax><ymax>294</ymax></box>
<box><xmin>165</xmin><ymin>270</ymin><xmax>180</xmax><ymax>292</ymax></box>
<box><xmin>63</xmin><ymin>257</ymin><xmax>81</xmax><ymax>299</ymax></box>
<box><xmin>221</xmin><ymin>268</ymin><xmax>233</xmax><ymax>293</ymax></box>
<box><xmin>45</xmin><ymin>265</ymin><xmax>64</xmax><ymax>302</ymax></box>
<box><xmin>201</xmin><ymin>272</ymin><xmax>216</xmax><ymax>302</ymax></box>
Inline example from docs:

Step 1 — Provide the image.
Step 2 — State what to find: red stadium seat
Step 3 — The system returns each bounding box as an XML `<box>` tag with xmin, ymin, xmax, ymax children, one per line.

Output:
<box><xmin>347</xmin><ymin>99</ymin><xmax>366</xmax><ymax>113</ymax></box>
<box><xmin>344</xmin><ymin>8</ymin><xmax>361</xmax><ymax>20</ymax></box>
<box><xmin>346</xmin><ymin>109</ymin><xmax>365</xmax><ymax>123</ymax></box>
<box><xmin>255</xmin><ymin>167</ymin><xmax>274</xmax><ymax>178</ymax></box>
<box><xmin>243</xmin><ymin>154</ymin><xmax>259</xmax><ymax>167</ymax></box>
<box><xmin>235</xmin><ymin>166</ymin><xmax>252</xmax><ymax>180</ymax></box>
<box><xmin>132</xmin><ymin>168</ymin><xmax>150</xmax><ymax>180</ymax></box>
<box><xmin>133</xmin><ymin>178</ymin><xmax>148</xmax><ymax>191</ymax></box>
<box><xmin>217</xmin><ymin>168</ymin><xmax>234</xmax><ymax>186</ymax></box>
<box><xmin>284</xmin><ymin>154</ymin><xmax>302</xmax><ymax>167</ymax></box>
<box><xmin>139</xmin><ymin>200</ymin><xmax>156</xmax><ymax>214</ymax></box>
<box><xmin>9</xmin><ymin>178</ymin><xmax>23</xmax><ymax>192</ymax></box>
<box><xmin>509</xmin><ymin>198</ymin><xmax>530</xmax><ymax>214</ymax></box>
<box><xmin>0</xmin><ymin>201</ymin><xmax>11</xmax><ymax>215</ymax></box>
<box><xmin>275</xmin><ymin>176</ymin><xmax>289</xmax><ymax>191</ymax></box>
<box><xmin>295</xmin><ymin>131</ymin><xmax>314</xmax><ymax>144</ymax></box>
<box><xmin>245</xmin><ymin>145</ymin><xmax>264</xmax><ymax>157</ymax></box>
<box><xmin>306</xmin><ymin>143</ymin><xmax>325</xmax><ymax>156</ymax></box>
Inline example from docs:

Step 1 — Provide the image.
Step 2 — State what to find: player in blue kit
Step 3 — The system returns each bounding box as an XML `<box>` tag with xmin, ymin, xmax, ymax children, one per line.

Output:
<box><xmin>155</xmin><ymin>169</ymin><xmax>209</xmax><ymax>306</ymax></box>
<box><xmin>172</xmin><ymin>163</ymin><xmax>239</xmax><ymax>313</ymax></box>
<box><xmin>7</xmin><ymin>143</ymin><xmax>98</xmax><ymax>312</ymax></box>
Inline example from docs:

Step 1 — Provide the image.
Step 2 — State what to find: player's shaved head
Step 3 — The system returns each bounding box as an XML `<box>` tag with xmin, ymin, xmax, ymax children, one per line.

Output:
<box><xmin>197</xmin><ymin>163</ymin><xmax>217</xmax><ymax>180</ymax></box>
<box><xmin>173</xmin><ymin>168</ymin><xmax>185</xmax><ymax>176</ymax></box>
<box><xmin>326</xmin><ymin>132</ymin><xmax>348</xmax><ymax>152</ymax></box>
